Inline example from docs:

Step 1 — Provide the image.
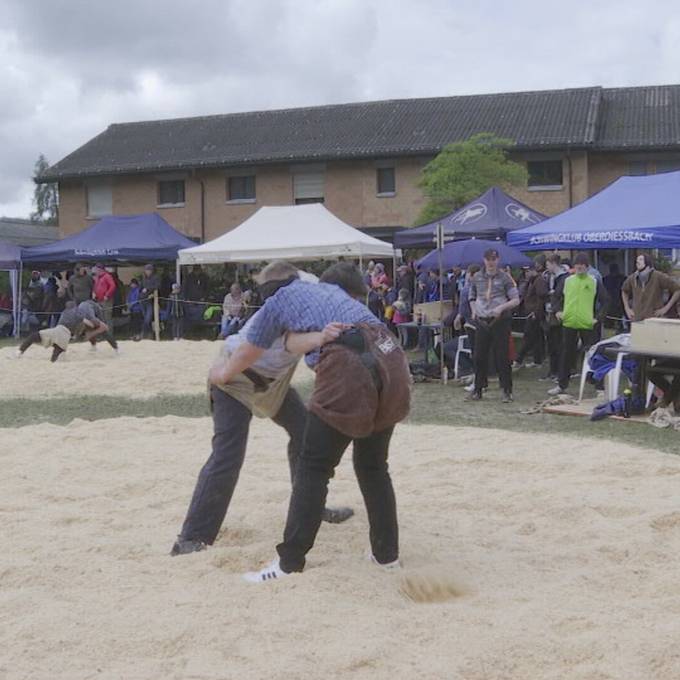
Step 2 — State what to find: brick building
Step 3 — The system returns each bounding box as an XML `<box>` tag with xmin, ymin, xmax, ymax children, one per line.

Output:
<box><xmin>40</xmin><ymin>84</ymin><xmax>680</xmax><ymax>243</ymax></box>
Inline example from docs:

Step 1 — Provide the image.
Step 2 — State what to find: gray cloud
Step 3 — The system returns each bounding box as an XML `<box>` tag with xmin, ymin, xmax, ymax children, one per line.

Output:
<box><xmin>1</xmin><ymin>0</ymin><xmax>679</xmax><ymax>216</ymax></box>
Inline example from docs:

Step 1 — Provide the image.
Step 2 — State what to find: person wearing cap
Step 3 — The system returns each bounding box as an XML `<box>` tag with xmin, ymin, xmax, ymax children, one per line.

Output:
<box><xmin>170</xmin><ymin>263</ymin><xmax>361</xmax><ymax>557</ymax></box>
<box><xmin>548</xmin><ymin>252</ymin><xmax>609</xmax><ymax>396</ymax></box>
<box><xmin>140</xmin><ymin>264</ymin><xmax>160</xmax><ymax>339</ymax></box>
<box><xmin>68</xmin><ymin>264</ymin><xmax>93</xmax><ymax>304</ymax></box>
<box><xmin>92</xmin><ymin>263</ymin><xmax>117</xmax><ymax>328</ymax></box>
<box><xmin>467</xmin><ymin>248</ymin><xmax>520</xmax><ymax>403</ymax></box>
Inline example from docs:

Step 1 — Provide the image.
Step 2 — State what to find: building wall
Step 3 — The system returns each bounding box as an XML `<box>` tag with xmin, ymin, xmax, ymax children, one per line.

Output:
<box><xmin>56</xmin><ymin>150</ymin><xmax>680</xmax><ymax>240</ymax></box>
<box><xmin>57</xmin><ymin>158</ymin><xmax>431</xmax><ymax>240</ymax></box>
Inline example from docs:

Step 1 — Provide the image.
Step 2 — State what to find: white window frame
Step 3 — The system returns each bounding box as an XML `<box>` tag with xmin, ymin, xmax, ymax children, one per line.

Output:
<box><xmin>526</xmin><ymin>157</ymin><xmax>564</xmax><ymax>192</ymax></box>
<box><xmin>226</xmin><ymin>173</ymin><xmax>257</xmax><ymax>204</ymax></box>
<box><xmin>375</xmin><ymin>164</ymin><xmax>396</xmax><ymax>197</ymax></box>
<box><xmin>156</xmin><ymin>176</ymin><xmax>186</xmax><ymax>208</ymax></box>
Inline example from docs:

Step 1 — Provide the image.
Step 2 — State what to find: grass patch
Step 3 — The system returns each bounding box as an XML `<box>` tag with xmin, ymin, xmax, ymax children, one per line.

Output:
<box><xmin>1</xmin><ymin>368</ymin><xmax>677</xmax><ymax>454</ymax></box>
<box><xmin>1</xmin><ymin>394</ymin><xmax>209</xmax><ymax>429</ymax></box>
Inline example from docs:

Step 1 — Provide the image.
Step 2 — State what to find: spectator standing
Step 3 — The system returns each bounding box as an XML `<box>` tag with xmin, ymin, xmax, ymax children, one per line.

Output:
<box><xmin>548</xmin><ymin>252</ymin><xmax>609</xmax><ymax>396</ymax></box>
<box><xmin>126</xmin><ymin>278</ymin><xmax>144</xmax><ymax>340</ymax></box>
<box><xmin>542</xmin><ymin>254</ymin><xmax>569</xmax><ymax>381</ymax></box>
<box><xmin>621</xmin><ymin>254</ymin><xmax>680</xmax><ymax>322</ymax></box>
<box><xmin>140</xmin><ymin>264</ymin><xmax>160</xmax><ymax>338</ymax></box>
<box><xmin>68</xmin><ymin>264</ymin><xmax>93</xmax><ymax>304</ymax></box>
<box><xmin>603</xmin><ymin>263</ymin><xmax>626</xmax><ymax>329</ymax></box>
<box><xmin>92</xmin><ymin>263</ymin><xmax>117</xmax><ymax>328</ymax></box>
<box><xmin>395</xmin><ymin>264</ymin><xmax>414</xmax><ymax>301</ymax></box>
<box><xmin>167</xmin><ymin>282</ymin><xmax>185</xmax><ymax>341</ymax></box>
<box><xmin>221</xmin><ymin>283</ymin><xmax>245</xmax><ymax>337</ymax></box>
<box><xmin>21</xmin><ymin>271</ymin><xmax>44</xmax><ymax>331</ymax></box>
<box><xmin>467</xmin><ymin>249</ymin><xmax>520</xmax><ymax>403</ymax></box>
<box><xmin>514</xmin><ymin>255</ymin><xmax>548</xmax><ymax>368</ymax></box>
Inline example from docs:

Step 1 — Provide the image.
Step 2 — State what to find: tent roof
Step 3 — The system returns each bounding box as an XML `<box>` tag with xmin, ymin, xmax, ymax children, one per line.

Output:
<box><xmin>22</xmin><ymin>213</ymin><xmax>196</xmax><ymax>264</ymax></box>
<box><xmin>178</xmin><ymin>204</ymin><xmax>394</xmax><ymax>264</ymax></box>
<box><xmin>0</xmin><ymin>240</ymin><xmax>22</xmax><ymax>270</ymax></box>
<box><xmin>394</xmin><ymin>187</ymin><xmax>546</xmax><ymax>248</ymax></box>
<box><xmin>507</xmin><ymin>170</ymin><xmax>680</xmax><ymax>250</ymax></box>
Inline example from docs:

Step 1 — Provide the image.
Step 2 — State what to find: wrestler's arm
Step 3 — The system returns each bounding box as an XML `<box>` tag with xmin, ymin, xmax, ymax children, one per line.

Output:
<box><xmin>284</xmin><ymin>322</ymin><xmax>348</xmax><ymax>355</ymax></box>
<box><xmin>209</xmin><ymin>341</ymin><xmax>265</xmax><ymax>385</ymax></box>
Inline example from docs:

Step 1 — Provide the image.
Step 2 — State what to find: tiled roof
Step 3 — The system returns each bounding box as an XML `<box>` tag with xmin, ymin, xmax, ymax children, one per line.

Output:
<box><xmin>0</xmin><ymin>218</ymin><xmax>58</xmax><ymax>246</ymax></box>
<box><xmin>41</xmin><ymin>84</ymin><xmax>680</xmax><ymax>181</ymax></box>
<box><xmin>595</xmin><ymin>85</ymin><xmax>680</xmax><ymax>149</ymax></box>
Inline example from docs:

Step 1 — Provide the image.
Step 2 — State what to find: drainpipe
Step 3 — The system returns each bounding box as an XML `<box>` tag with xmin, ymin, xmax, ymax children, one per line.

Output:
<box><xmin>191</xmin><ymin>168</ymin><xmax>206</xmax><ymax>243</ymax></box>
<box><xmin>566</xmin><ymin>150</ymin><xmax>573</xmax><ymax>208</ymax></box>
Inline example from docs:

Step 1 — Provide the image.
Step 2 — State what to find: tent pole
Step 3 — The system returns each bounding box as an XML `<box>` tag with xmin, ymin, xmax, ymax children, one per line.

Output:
<box><xmin>15</xmin><ymin>263</ymin><xmax>22</xmax><ymax>338</ymax></box>
<box><xmin>175</xmin><ymin>259</ymin><xmax>181</xmax><ymax>288</ymax></box>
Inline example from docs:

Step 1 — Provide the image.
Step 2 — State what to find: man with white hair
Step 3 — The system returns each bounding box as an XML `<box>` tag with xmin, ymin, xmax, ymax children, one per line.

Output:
<box><xmin>210</xmin><ymin>261</ymin><xmax>411</xmax><ymax>583</ymax></box>
<box><xmin>170</xmin><ymin>263</ymin><xmax>357</xmax><ymax>557</ymax></box>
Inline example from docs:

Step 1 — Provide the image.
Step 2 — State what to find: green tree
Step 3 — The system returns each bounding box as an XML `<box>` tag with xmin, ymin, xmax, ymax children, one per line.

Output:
<box><xmin>31</xmin><ymin>154</ymin><xmax>59</xmax><ymax>225</ymax></box>
<box><xmin>416</xmin><ymin>133</ymin><xmax>528</xmax><ymax>225</ymax></box>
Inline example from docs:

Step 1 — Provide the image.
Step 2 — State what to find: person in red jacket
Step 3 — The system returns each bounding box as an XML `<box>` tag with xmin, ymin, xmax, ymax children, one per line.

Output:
<box><xmin>92</xmin><ymin>263</ymin><xmax>117</xmax><ymax>328</ymax></box>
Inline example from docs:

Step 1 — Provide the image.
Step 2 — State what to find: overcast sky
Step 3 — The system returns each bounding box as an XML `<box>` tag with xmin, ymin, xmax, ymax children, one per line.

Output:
<box><xmin>1</xmin><ymin>0</ymin><xmax>679</xmax><ymax>217</ymax></box>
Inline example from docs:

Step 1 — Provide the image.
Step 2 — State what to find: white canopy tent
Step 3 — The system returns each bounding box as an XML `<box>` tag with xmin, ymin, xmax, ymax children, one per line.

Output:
<box><xmin>177</xmin><ymin>204</ymin><xmax>395</xmax><ymax>265</ymax></box>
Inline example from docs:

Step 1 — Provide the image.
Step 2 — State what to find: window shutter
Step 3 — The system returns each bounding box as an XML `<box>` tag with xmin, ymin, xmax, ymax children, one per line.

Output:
<box><xmin>87</xmin><ymin>182</ymin><xmax>113</xmax><ymax>217</ymax></box>
<box><xmin>293</xmin><ymin>171</ymin><xmax>325</xmax><ymax>200</ymax></box>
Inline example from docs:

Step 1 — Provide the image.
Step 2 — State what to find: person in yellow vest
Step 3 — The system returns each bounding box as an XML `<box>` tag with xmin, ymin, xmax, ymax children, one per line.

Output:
<box><xmin>548</xmin><ymin>252</ymin><xmax>609</xmax><ymax>396</ymax></box>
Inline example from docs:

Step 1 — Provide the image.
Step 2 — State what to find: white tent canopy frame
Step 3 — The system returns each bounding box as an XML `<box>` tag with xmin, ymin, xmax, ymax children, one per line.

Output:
<box><xmin>177</xmin><ymin>204</ymin><xmax>395</xmax><ymax>266</ymax></box>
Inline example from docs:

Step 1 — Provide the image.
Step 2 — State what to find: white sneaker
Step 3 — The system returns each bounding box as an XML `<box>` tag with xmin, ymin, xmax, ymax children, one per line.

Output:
<box><xmin>14</xmin><ymin>349</ymin><xmax>22</xmax><ymax>359</ymax></box>
<box><xmin>464</xmin><ymin>383</ymin><xmax>476</xmax><ymax>393</ymax></box>
<box><xmin>243</xmin><ymin>558</ymin><xmax>290</xmax><ymax>583</ymax></box>
<box><xmin>525</xmin><ymin>361</ymin><xmax>537</xmax><ymax>368</ymax></box>
<box><xmin>370</xmin><ymin>554</ymin><xmax>401</xmax><ymax>571</ymax></box>
<box><xmin>547</xmin><ymin>386</ymin><xmax>564</xmax><ymax>396</ymax></box>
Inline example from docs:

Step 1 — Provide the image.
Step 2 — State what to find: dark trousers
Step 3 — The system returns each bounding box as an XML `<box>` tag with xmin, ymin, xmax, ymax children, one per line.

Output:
<box><xmin>546</xmin><ymin>324</ymin><xmax>562</xmax><ymax>376</ymax></box>
<box><xmin>19</xmin><ymin>331</ymin><xmax>64</xmax><ymax>362</ymax></box>
<box><xmin>558</xmin><ymin>327</ymin><xmax>596</xmax><ymax>390</ymax></box>
<box><xmin>142</xmin><ymin>301</ymin><xmax>154</xmax><ymax>336</ymax></box>
<box><xmin>129</xmin><ymin>311</ymin><xmax>143</xmax><ymax>337</ymax></box>
<box><xmin>473</xmin><ymin>317</ymin><xmax>512</xmax><ymax>394</ymax></box>
<box><xmin>179</xmin><ymin>386</ymin><xmax>306</xmax><ymax>544</ymax></box>
<box><xmin>517</xmin><ymin>316</ymin><xmax>545</xmax><ymax>365</ymax></box>
<box><xmin>277</xmin><ymin>412</ymin><xmax>397</xmax><ymax>573</ymax></box>
<box><xmin>648</xmin><ymin>361</ymin><xmax>680</xmax><ymax>405</ymax></box>
<box><xmin>171</xmin><ymin>317</ymin><xmax>184</xmax><ymax>339</ymax></box>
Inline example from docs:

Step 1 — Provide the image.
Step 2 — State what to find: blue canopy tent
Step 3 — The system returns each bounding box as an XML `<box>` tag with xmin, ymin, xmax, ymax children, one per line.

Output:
<box><xmin>417</xmin><ymin>238</ymin><xmax>532</xmax><ymax>270</ymax></box>
<box><xmin>22</xmin><ymin>213</ymin><xmax>197</xmax><ymax>264</ymax></box>
<box><xmin>508</xmin><ymin>171</ymin><xmax>680</xmax><ymax>251</ymax></box>
<box><xmin>394</xmin><ymin>187</ymin><xmax>546</xmax><ymax>249</ymax></box>
<box><xmin>0</xmin><ymin>240</ymin><xmax>23</xmax><ymax>337</ymax></box>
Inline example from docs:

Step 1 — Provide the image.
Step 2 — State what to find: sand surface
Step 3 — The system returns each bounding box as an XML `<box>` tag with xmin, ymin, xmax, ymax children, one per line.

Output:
<box><xmin>2</xmin><ymin>417</ymin><xmax>680</xmax><ymax>680</ymax></box>
<box><xmin>1</xmin><ymin>340</ymin><xmax>314</xmax><ymax>398</ymax></box>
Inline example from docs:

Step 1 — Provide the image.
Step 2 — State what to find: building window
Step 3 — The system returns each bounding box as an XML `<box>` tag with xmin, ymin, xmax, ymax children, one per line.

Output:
<box><xmin>527</xmin><ymin>160</ymin><xmax>563</xmax><ymax>189</ymax></box>
<box><xmin>86</xmin><ymin>181</ymin><xmax>112</xmax><ymax>217</ymax></box>
<box><xmin>293</xmin><ymin>169</ymin><xmax>325</xmax><ymax>204</ymax></box>
<box><xmin>629</xmin><ymin>161</ymin><xmax>648</xmax><ymax>176</ymax></box>
<box><xmin>158</xmin><ymin>179</ymin><xmax>185</xmax><ymax>206</ymax></box>
<box><xmin>655</xmin><ymin>160</ymin><xmax>680</xmax><ymax>174</ymax></box>
<box><xmin>227</xmin><ymin>175</ymin><xmax>256</xmax><ymax>202</ymax></box>
<box><xmin>376</xmin><ymin>167</ymin><xmax>396</xmax><ymax>195</ymax></box>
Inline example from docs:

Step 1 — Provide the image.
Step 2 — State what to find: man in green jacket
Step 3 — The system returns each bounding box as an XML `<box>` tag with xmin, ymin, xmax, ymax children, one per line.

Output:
<box><xmin>548</xmin><ymin>252</ymin><xmax>609</xmax><ymax>395</ymax></box>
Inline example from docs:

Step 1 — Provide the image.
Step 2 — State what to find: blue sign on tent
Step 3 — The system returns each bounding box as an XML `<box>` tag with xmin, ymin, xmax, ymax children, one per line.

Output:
<box><xmin>508</xmin><ymin>170</ymin><xmax>680</xmax><ymax>250</ymax></box>
<box><xmin>394</xmin><ymin>187</ymin><xmax>546</xmax><ymax>249</ymax></box>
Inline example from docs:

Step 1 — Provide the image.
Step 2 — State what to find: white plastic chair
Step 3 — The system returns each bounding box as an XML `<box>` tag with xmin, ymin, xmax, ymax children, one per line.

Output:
<box><xmin>578</xmin><ymin>335</ymin><xmax>631</xmax><ymax>403</ymax></box>
<box><xmin>454</xmin><ymin>334</ymin><xmax>472</xmax><ymax>380</ymax></box>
